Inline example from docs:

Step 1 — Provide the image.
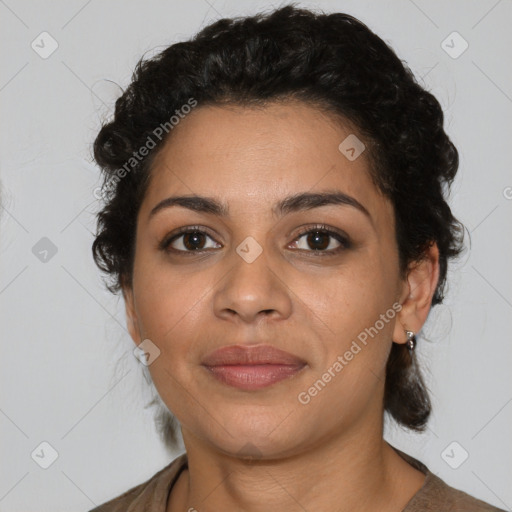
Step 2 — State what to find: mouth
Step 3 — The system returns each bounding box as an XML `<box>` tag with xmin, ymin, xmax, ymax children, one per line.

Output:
<box><xmin>201</xmin><ymin>345</ymin><xmax>307</xmax><ymax>390</ymax></box>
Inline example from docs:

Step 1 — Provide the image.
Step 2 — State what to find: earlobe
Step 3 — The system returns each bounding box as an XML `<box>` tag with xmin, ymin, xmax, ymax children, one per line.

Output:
<box><xmin>392</xmin><ymin>242</ymin><xmax>440</xmax><ymax>345</ymax></box>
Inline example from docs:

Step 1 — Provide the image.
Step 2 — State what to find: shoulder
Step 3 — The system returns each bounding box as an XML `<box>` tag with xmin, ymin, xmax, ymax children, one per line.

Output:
<box><xmin>406</xmin><ymin>472</ymin><xmax>507</xmax><ymax>511</ymax></box>
<box><xmin>395</xmin><ymin>448</ymin><xmax>506</xmax><ymax>512</ymax></box>
<box><xmin>88</xmin><ymin>452</ymin><xmax>188</xmax><ymax>512</ymax></box>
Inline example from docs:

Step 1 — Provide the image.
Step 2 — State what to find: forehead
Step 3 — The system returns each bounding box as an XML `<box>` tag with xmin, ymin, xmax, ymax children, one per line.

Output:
<box><xmin>141</xmin><ymin>101</ymin><xmax>390</xmax><ymax>222</ymax></box>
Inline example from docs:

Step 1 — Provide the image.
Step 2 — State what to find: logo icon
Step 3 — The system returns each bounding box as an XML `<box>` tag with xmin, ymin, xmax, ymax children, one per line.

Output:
<box><xmin>32</xmin><ymin>237</ymin><xmax>58</xmax><ymax>263</ymax></box>
<box><xmin>31</xmin><ymin>32</ymin><xmax>59</xmax><ymax>59</ymax></box>
<box><xmin>338</xmin><ymin>134</ymin><xmax>366</xmax><ymax>161</ymax></box>
<box><xmin>31</xmin><ymin>441</ymin><xmax>59</xmax><ymax>469</ymax></box>
<box><xmin>134</xmin><ymin>339</ymin><xmax>161</xmax><ymax>366</ymax></box>
<box><xmin>236</xmin><ymin>236</ymin><xmax>263</xmax><ymax>263</ymax></box>
<box><xmin>441</xmin><ymin>32</ymin><xmax>469</xmax><ymax>59</ymax></box>
<box><xmin>441</xmin><ymin>441</ymin><xmax>469</xmax><ymax>469</ymax></box>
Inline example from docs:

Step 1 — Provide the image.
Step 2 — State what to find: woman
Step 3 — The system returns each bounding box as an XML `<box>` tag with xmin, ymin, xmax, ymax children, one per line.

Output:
<box><xmin>89</xmin><ymin>5</ymin><xmax>505</xmax><ymax>511</ymax></box>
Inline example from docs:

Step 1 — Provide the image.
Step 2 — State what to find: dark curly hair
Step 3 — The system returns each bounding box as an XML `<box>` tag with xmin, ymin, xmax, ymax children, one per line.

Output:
<box><xmin>92</xmin><ymin>4</ymin><xmax>465</xmax><ymax>441</ymax></box>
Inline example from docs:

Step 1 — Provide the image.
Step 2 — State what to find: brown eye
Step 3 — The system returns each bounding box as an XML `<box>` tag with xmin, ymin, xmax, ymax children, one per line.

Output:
<box><xmin>290</xmin><ymin>225</ymin><xmax>351</xmax><ymax>255</ymax></box>
<box><xmin>160</xmin><ymin>228</ymin><xmax>221</xmax><ymax>253</ymax></box>
<box><xmin>180</xmin><ymin>232</ymin><xmax>208</xmax><ymax>251</ymax></box>
<box><xmin>303</xmin><ymin>231</ymin><xmax>332</xmax><ymax>251</ymax></box>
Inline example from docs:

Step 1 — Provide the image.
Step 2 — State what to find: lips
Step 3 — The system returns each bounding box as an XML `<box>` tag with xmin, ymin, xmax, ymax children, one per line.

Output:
<box><xmin>201</xmin><ymin>345</ymin><xmax>306</xmax><ymax>390</ymax></box>
<box><xmin>202</xmin><ymin>345</ymin><xmax>306</xmax><ymax>366</ymax></box>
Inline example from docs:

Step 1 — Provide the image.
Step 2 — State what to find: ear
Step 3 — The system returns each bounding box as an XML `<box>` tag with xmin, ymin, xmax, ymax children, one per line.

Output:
<box><xmin>122</xmin><ymin>285</ymin><xmax>142</xmax><ymax>345</ymax></box>
<box><xmin>392</xmin><ymin>242</ymin><xmax>440</xmax><ymax>345</ymax></box>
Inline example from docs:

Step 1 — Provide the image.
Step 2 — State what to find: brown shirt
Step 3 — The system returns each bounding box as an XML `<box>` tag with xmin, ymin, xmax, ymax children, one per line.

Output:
<box><xmin>89</xmin><ymin>446</ymin><xmax>505</xmax><ymax>511</ymax></box>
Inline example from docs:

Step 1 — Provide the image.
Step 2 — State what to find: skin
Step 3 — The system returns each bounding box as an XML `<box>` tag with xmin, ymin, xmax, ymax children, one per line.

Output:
<box><xmin>123</xmin><ymin>101</ymin><xmax>440</xmax><ymax>512</ymax></box>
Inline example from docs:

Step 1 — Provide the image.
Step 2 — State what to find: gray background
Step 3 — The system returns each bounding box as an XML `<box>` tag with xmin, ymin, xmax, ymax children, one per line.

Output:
<box><xmin>1</xmin><ymin>0</ymin><xmax>511</xmax><ymax>510</ymax></box>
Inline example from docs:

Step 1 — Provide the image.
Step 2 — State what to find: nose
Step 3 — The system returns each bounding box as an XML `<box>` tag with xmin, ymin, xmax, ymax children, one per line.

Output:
<box><xmin>212</xmin><ymin>242</ymin><xmax>293</xmax><ymax>325</ymax></box>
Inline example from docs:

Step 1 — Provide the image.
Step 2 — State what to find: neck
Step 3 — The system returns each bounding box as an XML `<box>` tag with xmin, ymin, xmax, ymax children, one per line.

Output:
<box><xmin>170</xmin><ymin>415</ymin><xmax>425</xmax><ymax>512</ymax></box>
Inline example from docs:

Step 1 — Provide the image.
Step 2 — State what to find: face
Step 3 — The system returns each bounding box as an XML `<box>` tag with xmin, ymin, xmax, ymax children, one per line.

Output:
<box><xmin>125</xmin><ymin>101</ymin><xmax>411</xmax><ymax>459</ymax></box>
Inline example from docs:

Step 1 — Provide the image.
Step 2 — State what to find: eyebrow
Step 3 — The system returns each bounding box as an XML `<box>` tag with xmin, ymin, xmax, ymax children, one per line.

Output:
<box><xmin>148</xmin><ymin>191</ymin><xmax>372</xmax><ymax>222</ymax></box>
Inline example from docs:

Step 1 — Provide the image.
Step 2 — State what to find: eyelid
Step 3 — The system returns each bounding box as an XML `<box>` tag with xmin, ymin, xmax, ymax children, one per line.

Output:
<box><xmin>293</xmin><ymin>223</ymin><xmax>349</xmax><ymax>241</ymax></box>
<box><xmin>291</xmin><ymin>223</ymin><xmax>352</xmax><ymax>253</ymax></box>
<box><xmin>158</xmin><ymin>225</ymin><xmax>219</xmax><ymax>252</ymax></box>
<box><xmin>159</xmin><ymin>223</ymin><xmax>351</xmax><ymax>254</ymax></box>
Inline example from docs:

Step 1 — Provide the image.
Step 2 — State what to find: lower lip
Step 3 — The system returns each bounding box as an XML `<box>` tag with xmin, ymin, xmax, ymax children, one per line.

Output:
<box><xmin>204</xmin><ymin>364</ymin><xmax>305</xmax><ymax>390</ymax></box>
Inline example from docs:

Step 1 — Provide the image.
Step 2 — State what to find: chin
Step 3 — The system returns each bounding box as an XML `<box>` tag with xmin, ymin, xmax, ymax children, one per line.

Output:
<box><xmin>191</xmin><ymin>406</ymin><xmax>308</xmax><ymax>460</ymax></box>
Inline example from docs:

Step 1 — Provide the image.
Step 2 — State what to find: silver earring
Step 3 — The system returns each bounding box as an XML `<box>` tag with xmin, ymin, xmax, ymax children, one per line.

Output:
<box><xmin>405</xmin><ymin>330</ymin><xmax>416</xmax><ymax>351</ymax></box>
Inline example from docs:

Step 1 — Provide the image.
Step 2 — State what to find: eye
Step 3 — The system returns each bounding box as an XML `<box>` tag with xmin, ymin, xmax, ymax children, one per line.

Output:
<box><xmin>159</xmin><ymin>224</ymin><xmax>351</xmax><ymax>256</ymax></box>
<box><xmin>160</xmin><ymin>226</ymin><xmax>221</xmax><ymax>253</ymax></box>
<box><xmin>289</xmin><ymin>224</ymin><xmax>351</xmax><ymax>255</ymax></box>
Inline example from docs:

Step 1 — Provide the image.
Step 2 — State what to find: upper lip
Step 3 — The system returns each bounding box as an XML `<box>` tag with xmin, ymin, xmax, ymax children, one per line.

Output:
<box><xmin>201</xmin><ymin>345</ymin><xmax>306</xmax><ymax>366</ymax></box>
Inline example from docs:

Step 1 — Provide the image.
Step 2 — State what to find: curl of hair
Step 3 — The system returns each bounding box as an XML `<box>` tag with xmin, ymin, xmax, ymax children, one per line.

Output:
<box><xmin>92</xmin><ymin>4</ymin><xmax>465</xmax><ymax>441</ymax></box>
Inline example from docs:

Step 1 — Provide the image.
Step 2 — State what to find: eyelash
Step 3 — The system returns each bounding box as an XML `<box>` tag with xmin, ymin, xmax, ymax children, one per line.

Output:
<box><xmin>159</xmin><ymin>224</ymin><xmax>351</xmax><ymax>257</ymax></box>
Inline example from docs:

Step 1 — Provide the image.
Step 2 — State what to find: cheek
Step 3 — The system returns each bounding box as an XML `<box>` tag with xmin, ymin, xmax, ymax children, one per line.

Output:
<box><xmin>293</xmin><ymin>272</ymin><xmax>396</xmax><ymax>427</ymax></box>
<box><xmin>133</xmin><ymin>268</ymin><xmax>208</xmax><ymax>415</ymax></box>
<box><xmin>300</xmin><ymin>257</ymin><xmax>397</xmax><ymax>334</ymax></box>
<box><xmin>133</xmin><ymin>253</ymin><xmax>206</xmax><ymax>331</ymax></box>
<box><xmin>294</xmin><ymin>256</ymin><xmax>398</xmax><ymax>382</ymax></box>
